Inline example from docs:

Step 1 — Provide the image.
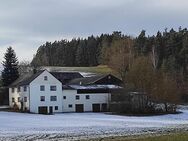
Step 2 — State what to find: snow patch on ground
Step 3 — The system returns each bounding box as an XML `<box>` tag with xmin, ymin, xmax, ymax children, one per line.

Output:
<box><xmin>0</xmin><ymin>108</ymin><xmax>188</xmax><ymax>140</ymax></box>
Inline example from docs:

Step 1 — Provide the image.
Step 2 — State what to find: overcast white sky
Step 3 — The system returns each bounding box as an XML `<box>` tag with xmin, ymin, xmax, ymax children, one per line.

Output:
<box><xmin>0</xmin><ymin>0</ymin><xmax>188</xmax><ymax>65</ymax></box>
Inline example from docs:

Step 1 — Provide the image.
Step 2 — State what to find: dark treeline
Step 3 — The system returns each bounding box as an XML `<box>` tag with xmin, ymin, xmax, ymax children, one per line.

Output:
<box><xmin>134</xmin><ymin>28</ymin><xmax>188</xmax><ymax>79</ymax></box>
<box><xmin>31</xmin><ymin>28</ymin><xmax>188</xmax><ymax>80</ymax></box>
<box><xmin>31</xmin><ymin>32</ymin><xmax>128</xmax><ymax>67</ymax></box>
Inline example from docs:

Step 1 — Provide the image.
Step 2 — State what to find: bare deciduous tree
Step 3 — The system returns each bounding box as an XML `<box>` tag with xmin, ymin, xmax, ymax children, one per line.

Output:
<box><xmin>107</xmin><ymin>38</ymin><xmax>134</xmax><ymax>83</ymax></box>
<box><xmin>18</xmin><ymin>60</ymin><xmax>33</xmax><ymax>75</ymax></box>
<box><xmin>126</xmin><ymin>56</ymin><xmax>180</xmax><ymax>112</ymax></box>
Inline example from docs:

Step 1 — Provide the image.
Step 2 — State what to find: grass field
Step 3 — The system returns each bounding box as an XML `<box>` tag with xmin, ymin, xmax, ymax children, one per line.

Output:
<box><xmin>86</xmin><ymin>132</ymin><xmax>188</xmax><ymax>141</ymax></box>
<box><xmin>42</xmin><ymin>65</ymin><xmax>114</xmax><ymax>74</ymax></box>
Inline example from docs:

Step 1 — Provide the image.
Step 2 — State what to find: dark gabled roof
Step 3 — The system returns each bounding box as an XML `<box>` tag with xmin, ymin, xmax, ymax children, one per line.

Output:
<box><xmin>68</xmin><ymin>74</ymin><xmax>105</xmax><ymax>85</ymax></box>
<box><xmin>9</xmin><ymin>70</ymin><xmax>83</xmax><ymax>87</ymax></box>
<box><xmin>68</xmin><ymin>74</ymin><xmax>122</xmax><ymax>85</ymax></box>
<box><xmin>62</xmin><ymin>85</ymin><xmax>75</xmax><ymax>90</ymax></box>
<box><xmin>10</xmin><ymin>70</ymin><xmax>45</xmax><ymax>87</ymax></box>
<box><xmin>50</xmin><ymin>72</ymin><xmax>83</xmax><ymax>85</ymax></box>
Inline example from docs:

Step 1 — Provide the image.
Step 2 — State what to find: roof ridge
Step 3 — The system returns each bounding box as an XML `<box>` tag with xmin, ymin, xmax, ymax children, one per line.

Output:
<box><xmin>88</xmin><ymin>74</ymin><xmax>110</xmax><ymax>85</ymax></box>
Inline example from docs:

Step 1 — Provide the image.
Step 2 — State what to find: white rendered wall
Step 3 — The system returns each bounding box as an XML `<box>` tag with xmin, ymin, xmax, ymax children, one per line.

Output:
<box><xmin>9</xmin><ymin>88</ymin><xmax>20</xmax><ymax>108</ymax></box>
<box><xmin>29</xmin><ymin>70</ymin><xmax>62</xmax><ymax>113</ymax></box>
<box><xmin>62</xmin><ymin>90</ymin><xmax>111</xmax><ymax>112</ymax></box>
<box><xmin>9</xmin><ymin>86</ymin><xmax>29</xmax><ymax>110</ymax></box>
<box><xmin>20</xmin><ymin>86</ymin><xmax>30</xmax><ymax>110</ymax></box>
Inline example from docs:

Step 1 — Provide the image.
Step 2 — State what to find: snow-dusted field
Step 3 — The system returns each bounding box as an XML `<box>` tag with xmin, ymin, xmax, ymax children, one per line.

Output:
<box><xmin>0</xmin><ymin>108</ymin><xmax>188</xmax><ymax>141</ymax></box>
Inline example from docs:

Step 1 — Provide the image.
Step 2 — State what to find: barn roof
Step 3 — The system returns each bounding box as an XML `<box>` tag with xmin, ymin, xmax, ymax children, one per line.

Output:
<box><xmin>68</xmin><ymin>74</ymin><xmax>122</xmax><ymax>85</ymax></box>
<box><xmin>50</xmin><ymin>72</ymin><xmax>83</xmax><ymax>85</ymax></box>
<box><xmin>9</xmin><ymin>70</ymin><xmax>122</xmax><ymax>89</ymax></box>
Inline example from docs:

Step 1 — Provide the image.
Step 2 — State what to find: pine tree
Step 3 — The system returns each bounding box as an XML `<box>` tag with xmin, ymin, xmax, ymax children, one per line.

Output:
<box><xmin>155</xmin><ymin>31</ymin><xmax>164</xmax><ymax>69</ymax></box>
<box><xmin>76</xmin><ymin>40</ymin><xmax>88</xmax><ymax>66</ymax></box>
<box><xmin>1</xmin><ymin>47</ymin><xmax>19</xmax><ymax>86</ymax></box>
<box><xmin>135</xmin><ymin>30</ymin><xmax>147</xmax><ymax>55</ymax></box>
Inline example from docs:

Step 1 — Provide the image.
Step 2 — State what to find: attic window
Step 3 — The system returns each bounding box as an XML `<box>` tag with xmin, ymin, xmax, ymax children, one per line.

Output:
<box><xmin>44</xmin><ymin>76</ymin><xmax>48</xmax><ymax>81</ymax></box>
<box><xmin>108</xmin><ymin>76</ymin><xmax>111</xmax><ymax>79</ymax></box>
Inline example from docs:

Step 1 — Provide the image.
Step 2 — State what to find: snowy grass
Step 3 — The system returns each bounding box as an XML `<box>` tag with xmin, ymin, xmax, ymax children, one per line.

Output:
<box><xmin>85</xmin><ymin>133</ymin><xmax>188</xmax><ymax>141</ymax></box>
<box><xmin>0</xmin><ymin>108</ymin><xmax>188</xmax><ymax>140</ymax></box>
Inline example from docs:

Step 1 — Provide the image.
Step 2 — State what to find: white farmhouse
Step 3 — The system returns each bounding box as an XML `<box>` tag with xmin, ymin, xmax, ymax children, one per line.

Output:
<box><xmin>9</xmin><ymin>70</ymin><xmax>122</xmax><ymax>114</ymax></box>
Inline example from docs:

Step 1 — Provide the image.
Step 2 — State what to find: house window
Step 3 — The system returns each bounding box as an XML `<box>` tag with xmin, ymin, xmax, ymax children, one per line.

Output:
<box><xmin>24</xmin><ymin>97</ymin><xmax>27</xmax><ymax>102</ymax></box>
<box><xmin>63</xmin><ymin>96</ymin><xmax>66</xmax><ymax>99</ymax></box>
<box><xmin>23</xmin><ymin>86</ymin><xmax>27</xmax><ymax>92</ymax></box>
<box><xmin>68</xmin><ymin>104</ymin><xmax>72</xmax><ymax>108</ymax></box>
<box><xmin>17</xmin><ymin>87</ymin><xmax>21</xmax><ymax>92</ymax></box>
<box><xmin>76</xmin><ymin>95</ymin><xmax>80</xmax><ymax>100</ymax></box>
<box><xmin>18</xmin><ymin>97</ymin><xmax>21</xmax><ymax>102</ymax></box>
<box><xmin>50</xmin><ymin>86</ymin><xmax>57</xmax><ymax>91</ymax></box>
<box><xmin>40</xmin><ymin>96</ymin><xmax>45</xmax><ymax>101</ymax></box>
<box><xmin>50</xmin><ymin>96</ymin><xmax>57</xmax><ymax>101</ymax></box>
<box><xmin>12</xmin><ymin>88</ymin><xmax>14</xmax><ymax>93</ymax></box>
<box><xmin>40</xmin><ymin>85</ymin><xmax>45</xmax><ymax>91</ymax></box>
<box><xmin>86</xmin><ymin>95</ymin><xmax>90</xmax><ymax>99</ymax></box>
<box><xmin>12</xmin><ymin>97</ymin><xmax>15</xmax><ymax>102</ymax></box>
<box><xmin>44</xmin><ymin>76</ymin><xmax>48</xmax><ymax>81</ymax></box>
<box><xmin>55</xmin><ymin>106</ymin><xmax>58</xmax><ymax>110</ymax></box>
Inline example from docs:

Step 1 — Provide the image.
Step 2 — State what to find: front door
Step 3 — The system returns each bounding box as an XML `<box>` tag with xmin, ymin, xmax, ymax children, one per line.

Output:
<box><xmin>49</xmin><ymin>106</ymin><xmax>53</xmax><ymax>114</ymax></box>
<box><xmin>101</xmin><ymin>103</ymin><xmax>108</xmax><ymax>112</ymax></box>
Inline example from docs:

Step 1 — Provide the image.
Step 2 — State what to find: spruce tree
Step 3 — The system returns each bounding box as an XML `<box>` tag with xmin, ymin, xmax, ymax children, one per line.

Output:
<box><xmin>1</xmin><ymin>47</ymin><xmax>19</xmax><ymax>86</ymax></box>
<box><xmin>135</xmin><ymin>30</ymin><xmax>147</xmax><ymax>55</ymax></box>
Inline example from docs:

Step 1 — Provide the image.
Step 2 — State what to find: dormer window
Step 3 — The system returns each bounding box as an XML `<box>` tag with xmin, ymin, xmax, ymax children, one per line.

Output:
<box><xmin>44</xmin><ymin>76</ymin><xmax>48</xmax><ymax>81</ymax></box>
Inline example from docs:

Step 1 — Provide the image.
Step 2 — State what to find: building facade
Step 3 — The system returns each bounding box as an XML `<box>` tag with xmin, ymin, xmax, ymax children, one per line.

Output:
<box><xmin>9</xmin><ymin>70</ymin><xmax>121</xmax><ymax>114</ymax></box>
